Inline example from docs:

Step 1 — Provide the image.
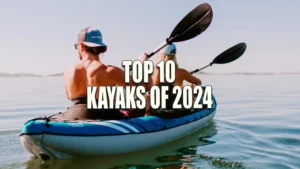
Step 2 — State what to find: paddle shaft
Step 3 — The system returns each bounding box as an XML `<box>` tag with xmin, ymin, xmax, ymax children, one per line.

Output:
<box><xmin>147</xmin><ymin>8</ymin><xmax>212</xmax><ymax>59</ymax></box>
<box><xmin>189</xmin><ymin>42</ymin><xmax>247</xmax><ymax>74</ymax></box>
<box><xmin>147</xmin><ymin>41</ymin><xmax>169</xmax><ymax>58</ymax></box>
<box><xmin>190</xmin><ymin>63</ymin><xmax>211</xmax><ymax>74</ymax></box>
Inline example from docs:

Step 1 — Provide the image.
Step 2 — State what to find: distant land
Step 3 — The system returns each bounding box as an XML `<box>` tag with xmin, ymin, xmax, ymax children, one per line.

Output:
<box><xmin>47</xmin><ymin>73</ymin><xmax>64</xmax><ymax>77</ymax></box>
<box><xmin>0</xmin><ymin>72</ymin><xmax>42</xmax><ymax>77</ymax></box>
<box><xmin>0</xmin><ymin>72</ymin><xmax>61</xmax><ymax>77</ymax></box>
<box><xmin>0</xmin><ymin>72</ymin><xmax>300</xmax><ymax>77</ymax></box>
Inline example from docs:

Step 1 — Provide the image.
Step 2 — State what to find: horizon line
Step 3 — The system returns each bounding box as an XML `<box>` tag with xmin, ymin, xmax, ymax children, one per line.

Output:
<box><xmin>1</xmin><ymin>71</ymin><xmax>300</xmax><ymax>77</ymax></box>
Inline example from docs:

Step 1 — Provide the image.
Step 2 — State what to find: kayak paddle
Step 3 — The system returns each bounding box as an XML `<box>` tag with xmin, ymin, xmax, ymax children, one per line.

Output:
<box><xmin>190</xmin><ymin>42</ymin><xmax>247</xmax><ymax>74</ymax></box>
<box><xmin>147</xmin><ymin>3</ymin><xmax>213</xmax><ymax>59</ymax></box>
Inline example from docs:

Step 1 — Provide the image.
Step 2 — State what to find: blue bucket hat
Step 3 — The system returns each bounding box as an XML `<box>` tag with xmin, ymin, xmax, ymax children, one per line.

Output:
<box><xmin>162</xmin><ymin>44</ymin><xmax>176</xmax><ymax>56</ymax></box>
<box><xmin>75</xmin><ymin>27</ymin><xmax>107</xmax><ymax>48</ymax></box>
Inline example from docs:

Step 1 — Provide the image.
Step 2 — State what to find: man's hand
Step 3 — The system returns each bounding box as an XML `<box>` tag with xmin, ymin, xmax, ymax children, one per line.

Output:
<box><xmin>138</xmin><ymin>53</ymin><xmax>149</xmax><ymax>62</ymax></box>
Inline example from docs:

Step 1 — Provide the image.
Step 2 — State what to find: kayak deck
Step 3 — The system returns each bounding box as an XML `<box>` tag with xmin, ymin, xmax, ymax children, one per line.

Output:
<box><xmin>19</xmin><ymin>96</ymin><xmax>217</xmax><ymax>160</ymax></box>
<box><xmin>21</xmin><ymin>96</ymin><xmax>216</xmax><ymax>136</ymax></box>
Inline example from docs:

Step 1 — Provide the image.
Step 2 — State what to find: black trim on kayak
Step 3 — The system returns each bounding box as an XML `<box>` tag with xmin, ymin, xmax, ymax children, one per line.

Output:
<box><xmin>23</xmin><ymin>112</ymin><xmax>62</xmax><ymax>126</ymax></box>
<box><xmin>19</xmin><ymin>109</ymin><xmax>216</xmax><ymax>137</ymax></box>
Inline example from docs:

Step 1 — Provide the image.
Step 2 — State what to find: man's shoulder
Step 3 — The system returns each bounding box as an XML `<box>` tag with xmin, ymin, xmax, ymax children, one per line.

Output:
<box><xmin>106</xmin><ymin>64</ymin><xmax>121</xmax><ymax>69</ymax></box>
<box><xmin>106</xmin><ymin>65</ymin><xmax>123</xmax><ymax>73</ymax></box>
<box><xmin>64</xmin><ymin>63</ymin><xmax>85</xmax><ymax>76</ymax></box>
<box><xmin>177</xmin><ymin>68</ymin><xmax>188</xmax><ymax>73</ymax></box>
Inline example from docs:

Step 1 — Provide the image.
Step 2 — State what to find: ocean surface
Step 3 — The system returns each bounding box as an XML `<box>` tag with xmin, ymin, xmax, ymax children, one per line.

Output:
<box><xmin>0</xmin><ymin>75</ymin><xmax>299</xmax><ymax>169</ymax></box>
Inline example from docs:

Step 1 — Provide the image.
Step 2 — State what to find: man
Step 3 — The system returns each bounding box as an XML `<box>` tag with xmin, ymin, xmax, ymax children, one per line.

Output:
<box><xmin>145</xmin><ymin>44</ymin><xmax>202</xmax><ymax>117</ymax></box>
<box><xmin>62</xmin><ymin>27</ymin><xmax>138</xmax><ymax>120</ymax></box>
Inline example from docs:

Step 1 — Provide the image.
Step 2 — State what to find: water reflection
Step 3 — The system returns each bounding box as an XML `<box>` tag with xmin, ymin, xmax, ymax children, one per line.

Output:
<box><xmin>23</xmin><ymin>121</ymin><xmax>229</xmax><ymax>169</ymax></box>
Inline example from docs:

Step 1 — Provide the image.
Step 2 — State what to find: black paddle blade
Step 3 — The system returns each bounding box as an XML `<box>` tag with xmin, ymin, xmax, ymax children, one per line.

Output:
<box><xmin>169</xmin><ymin>3</ymin><xmax>213</xmax><ymax>43</ymax></box>
<box><xmin>212</xmin><ymin>42</ymin><xmax>247</xmax><ymax>64</ymax></box>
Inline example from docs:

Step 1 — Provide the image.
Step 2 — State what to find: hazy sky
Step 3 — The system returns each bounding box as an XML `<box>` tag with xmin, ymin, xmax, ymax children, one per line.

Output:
<box><xmin>1</xmin><ymin>0</ymin><xmax>299</xmax><ymax>75</ymax></box>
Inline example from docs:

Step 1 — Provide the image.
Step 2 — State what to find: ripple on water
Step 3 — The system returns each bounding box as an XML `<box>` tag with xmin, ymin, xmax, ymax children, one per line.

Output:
<box><xmin>0</xmin><ymin>132</ymin><xmax>28</xmax><ymax>169</ymax></box>
<box><xmin>203</xmin><ymin>119</ymin><xmax>300</xmax><ymax>169</ymax></box>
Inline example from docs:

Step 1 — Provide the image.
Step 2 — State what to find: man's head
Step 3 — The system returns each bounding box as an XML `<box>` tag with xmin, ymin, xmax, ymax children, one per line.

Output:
<box><xmin>75</xmin><ymin>27</ymin><xmax>107</xmax><ymax>59</ymax></box>
<box><xmin>158</xmin><ymin>43</ymin><xmax>177</xmax><ymax>62</ymax></box>
<box><xmin>157</xmin><ymin>43</ymin><xmax>178</xmax><ymax>68</ymax></box>
<box><xmin>163</xmin><ymin>43</ymin><xmax>176</xmax><ymax>57</ymax></box>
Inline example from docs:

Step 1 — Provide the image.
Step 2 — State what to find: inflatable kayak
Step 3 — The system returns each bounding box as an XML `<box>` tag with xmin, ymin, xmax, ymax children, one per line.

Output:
<box><xmin>20</xmin><ymin>95</ymin><xmax>217</xmax><ymax>160</ymax></box>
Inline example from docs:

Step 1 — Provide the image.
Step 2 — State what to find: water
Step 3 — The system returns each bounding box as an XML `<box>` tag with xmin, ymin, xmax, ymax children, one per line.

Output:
<box><xmin>0</xmin><ymin>75</ymin><xmax>299</xmax><ymax>169</ymax></box>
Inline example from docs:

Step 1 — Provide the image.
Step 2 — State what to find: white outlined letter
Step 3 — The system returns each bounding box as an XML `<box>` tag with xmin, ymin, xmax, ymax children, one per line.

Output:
<box><xmin>182</xmin><ymin>86</ymin><xmax>193</xmax><ymax>109</ymax></box>
<box><xmin>132</xmin><ymin>60</ymin><xmax>143</xmax><ymax>83</ymax></box>
<box><xmin>165</xmin><ymin>60</ymin><xmax>176</xmax><ymax>83</ymax></box>
<box><xmin>136</xmin><ymin>86</ymin><xmax>146</xmax><ymax>109</ymax></box>
<box><xmin>157</xmin><ymin>61</ymin><xmax>165</xmax><ymax>83</ymax></box>
<box><xmin>106</xmin><ymin>86</ymin><xmax>116</xmax><ymax>109</ymax></box>
<box><xmin>115</xmin><ymin>87</ymin><xmax>125</xmax><ymax>109</ymax></box>
<box><xmin>98</xmin><ymin>87</ymin><xmax>108</xmax><ymax>109</ymax></box>
<box><xmin>172</xmin><ymin>86</ymin><xmax>182</xmax><ymax>109</ymax></box>
<box><xmin>122</xmin><ymin>60</ymin><xmax>132</xmax><ymax>83</ymax></box>
<box><xmin>125</xmin><ymin>86</ymin><xmax>137</xmax><ymax>109</ymax></box>
<box><xmin>150</xmin><ymin>86</ymin><xmax>160</xmax><ymax>109</ymax></box>
<box><xmin>143</xmin><ymin>61</ymin><xmax>154</xmax><ymax>83</ymax></box>
<box><xmin>160</xmin><ymin>86</ymin><xmax>169</xmax><ymax>109</ymax></box>
<box><xmin>87</xmin><ymin>86</ymin><xmax>97</xmax><ymax>109</ymax></box>
<box><xmin>193</xmin><ymin>86</ymin><xmax>203</xmax><ymax>109</ymax></box>
<box><xmin>203</xmin><ymin>86</ymin><xmax>213</xmax><ymax>108</ymax></box>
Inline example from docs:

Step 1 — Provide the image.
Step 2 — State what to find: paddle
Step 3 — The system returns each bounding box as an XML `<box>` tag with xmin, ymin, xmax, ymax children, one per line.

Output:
<box><xmin>190</xmin><ymin>42</ymin><xmax>247</xmax><ymax>74</ymax></box>
<box><xmin>146</xmin><ymin>3</ymin><xmax>213</xmax><ymax>59</ymax></box>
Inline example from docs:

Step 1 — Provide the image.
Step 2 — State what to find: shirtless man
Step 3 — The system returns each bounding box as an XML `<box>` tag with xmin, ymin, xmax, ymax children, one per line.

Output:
<box><xmin>151</xmin><ymin>44</ymin><xmax>201</xmax><ymax>87</ymax></box>
<box><xmin>144</xmin><ymin>44</ymin><xmax>202</xmax><ymax>116</ymax></box>
<box><xmin>62</xmin><ymin>27</ymin><xmax>137</xmax><ymax>120</ymax></box>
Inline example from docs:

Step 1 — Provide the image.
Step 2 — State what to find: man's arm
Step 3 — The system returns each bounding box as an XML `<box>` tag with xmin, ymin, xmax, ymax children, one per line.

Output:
<box><xmin>106</xmin><ymin>66</ymin><xmax>132</xmax><ymax>87</ymax></box>
<box><xmin>63</xmin><ymin>70</ymin><xmax>70</xmax><ymax>100</ymax></box>
<box><xmin>182</xmin><ymin>69</ymin><xmax>202</xmax><ymax>85</ymax></box>
<box><xmin>137</xmin><ymin>53</ymin><xmax>153</xmax><ymax>90</ymax></box>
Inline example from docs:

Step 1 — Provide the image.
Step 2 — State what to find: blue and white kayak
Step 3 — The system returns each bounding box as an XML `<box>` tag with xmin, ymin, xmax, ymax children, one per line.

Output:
<box><xmin>20</xmin><ymin>96</ymin><xmax>217</xmax><ymax>160</ymax></box>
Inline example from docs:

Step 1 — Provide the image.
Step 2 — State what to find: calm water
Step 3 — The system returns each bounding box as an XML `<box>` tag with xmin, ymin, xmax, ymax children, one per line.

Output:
<box><xmin>0</xmin><ymin>75</ymin><xmax>299</xmax><ymax>169</ymax></box>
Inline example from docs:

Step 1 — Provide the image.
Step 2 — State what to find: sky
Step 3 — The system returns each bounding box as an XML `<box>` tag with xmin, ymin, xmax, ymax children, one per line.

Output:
<box><xmin>0</xmin><ymin>0</ymin><xmax>299</xmax><ymax>75</ymax></box>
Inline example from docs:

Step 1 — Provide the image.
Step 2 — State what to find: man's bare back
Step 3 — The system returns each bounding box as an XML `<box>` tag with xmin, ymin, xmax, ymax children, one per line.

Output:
<box><xmin>60</xmin><ymin>27</ymin><xmax>152</xmax><ymax>120</ymax></box>
<box><xmin>59</xmin><ymin>27</ymin><xmax>133</xmax><ymax>120</ymax></box>
<box><xmin>64</xmin><ymin>59</ymin><xmax>126</xmax><ymax>100</ymax></box>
